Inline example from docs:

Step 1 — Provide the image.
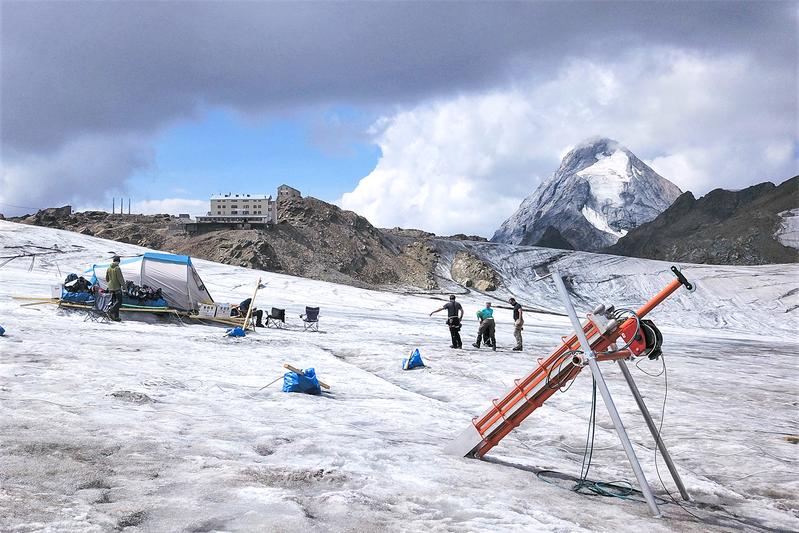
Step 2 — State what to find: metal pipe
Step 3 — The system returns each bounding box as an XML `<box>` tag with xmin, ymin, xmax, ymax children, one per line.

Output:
<box><xmin>617</xmin><ymin>359</ymin><xmax>690</xmax><ymax>500</ymax></box>
<box><xmin>636</xmin><ymin>278</ymin><xmax>682</xmax><ymax>319</ymax></box>
<box><xmin>553</xmin><ymin>272</ymin><xmax>662</xmax><ymax>517</ymax></box>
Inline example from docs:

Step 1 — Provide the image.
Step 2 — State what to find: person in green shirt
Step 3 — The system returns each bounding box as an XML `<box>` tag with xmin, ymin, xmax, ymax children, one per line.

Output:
<box><xmin>105</xmin><ymin>256</ymin><xmax>125</xmax><ymax>321</ymax></box>
<box><xmin>472</xmin><ymin>302</ymin><xmax>496</xmax><ymax>351</ymax></box>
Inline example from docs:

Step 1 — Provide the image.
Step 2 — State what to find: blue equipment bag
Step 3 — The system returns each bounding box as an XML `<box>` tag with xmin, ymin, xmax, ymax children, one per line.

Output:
<box><xmin>402</xmin><ymin>348</ymin><xmax>425</xmax><ymax>370</ymax></box>
<box><xmin>282</xmin><ymin>367</ymin><xmax>322</xmax><ymax>395</ymax></box>
<box><xmin>226</xmin><ymin>326</ymin><xmax>246</xmax><ymax>337</ymax></box>
<box><xmin>0</xmin><ymin>325</ymin><xmax>5</xmax><ymax>336</ymax></box>
<box><xmin>122</xmin><ymin>296</ymin><xmax>169</xmax><ymax>308</ymax></box>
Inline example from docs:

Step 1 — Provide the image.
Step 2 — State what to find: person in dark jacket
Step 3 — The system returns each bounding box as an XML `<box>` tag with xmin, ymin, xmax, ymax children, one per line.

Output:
<box><xmin>105</xmin><ymin>256</ymin><xmax>125</xmax><ymax>321</ymax></box>
<box><xmin>231</xmin><ymin>297</ymin><xmax>264</xmax><ymax>327</ymax></box>
<box><xmin>430</xmin><ymin>295</ymin><xmax>464</xmax><ymax>348</ymax></box>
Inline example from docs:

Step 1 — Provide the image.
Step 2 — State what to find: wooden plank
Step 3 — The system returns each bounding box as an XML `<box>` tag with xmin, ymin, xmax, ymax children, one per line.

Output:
<box><xmin>19</xmin><ymin>301</ymin><xmax>57</xmax><ymax>307</ymax></box>
<box><xmin>283</xmin><ymin>363</ymin><xmax>330</xmax><ymax>390</ymax></box>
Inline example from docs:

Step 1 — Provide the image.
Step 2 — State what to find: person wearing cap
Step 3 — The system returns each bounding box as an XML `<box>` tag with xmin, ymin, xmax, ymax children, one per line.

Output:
<box><xmin>430</xmin><ymin>295</ymin><xmax>464</xmax><ymax>349</ymax></box>
<box><xmin>509</xmin><ymin>297</ymin><xmax>524</xmax><ymax>351</ymax></box>
<box><xmin>473</xmin><ymin>302</ymin><xmax>496</xmax><ymax>351</ymax></box>
<box><xmin>105</xmin><ymin>255</ymin><xmax>126</xmax><ymax>321</ymax></box>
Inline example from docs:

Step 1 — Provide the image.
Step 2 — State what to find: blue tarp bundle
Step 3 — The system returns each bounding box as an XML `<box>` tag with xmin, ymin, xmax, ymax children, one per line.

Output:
<box><xmin>0</xmin><ymin>325</ymin><xmax>5</xmax><ymax>336</ymax></box>
<box><xmin>60</xmin><ymin>291</ymin><xmax>95</xmax><ymax>304</ymax></box>
<box><xmin>402</xmin><ymin>348</ymin><xmax>425</xmax><ymax>370</ymax></box>
<box><xmin>283</xmin><ymin>367</ymin><xmax>322</xmax><ymax>395</ymax></box>
<box><xmin>226</xmin><ymin>326</ymin><xmax>246</xmax><ymax>337</ymax></box>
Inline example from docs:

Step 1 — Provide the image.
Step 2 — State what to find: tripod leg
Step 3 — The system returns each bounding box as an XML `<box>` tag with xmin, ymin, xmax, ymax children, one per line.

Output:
<box><xmin>618</xmin><ymin>359</ymin><xmax>690</xmax><ymax>501</ymax></box>
<box><xmin>553</xmin><ymin>272</ymin><xmax>662</xmax><ymax>517</ymax></box>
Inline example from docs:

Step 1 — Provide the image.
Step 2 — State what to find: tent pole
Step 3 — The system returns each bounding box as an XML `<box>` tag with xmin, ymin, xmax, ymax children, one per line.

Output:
<box><xmin>241</xmin><ymin>277</ymin><xmax>261</xmax><ymax>331</ymax></box>
<box><xmin>617</xmin><ymin>359</ymin><xmax>690</xmax><ymax>500</ymax></box>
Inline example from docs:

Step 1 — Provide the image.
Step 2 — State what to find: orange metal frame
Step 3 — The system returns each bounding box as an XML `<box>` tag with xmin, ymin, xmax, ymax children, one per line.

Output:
<box><xmin>469</xmin><ymin>277</ymin><xmax>683</xmax><ymax>458</ymax></box>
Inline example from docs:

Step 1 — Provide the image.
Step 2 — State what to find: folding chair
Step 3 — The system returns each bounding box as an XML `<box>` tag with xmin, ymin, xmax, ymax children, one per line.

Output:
<box><xmin>300</xmin><ymin>306</ymin><xmax>320</xmax><ymax>332</ymax></box>
<box><xmin>266</xmin><ymin>307</ymin><xmax>286</xmax><ymax>328</ymax></box>
<box><xmin>85</xmin><ymin>293</ymin><xmax>113</xmax><ymax>324</ymax></box>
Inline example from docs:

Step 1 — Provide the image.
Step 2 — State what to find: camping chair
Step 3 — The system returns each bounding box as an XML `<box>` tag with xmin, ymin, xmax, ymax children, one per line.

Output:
<box><xmin>85</xmin><ymin>293</ymin><xmax>113</xmax><ymax>324</ymax></box>
<box><xmin>266</xmin><ymin>307</ymin><xmax>286</xmax><ymax>328</ymax></box>
<box><xmin>300</xmin><ymin>306</ymin><xmax>320</xmax><ymax>332</ymax></box>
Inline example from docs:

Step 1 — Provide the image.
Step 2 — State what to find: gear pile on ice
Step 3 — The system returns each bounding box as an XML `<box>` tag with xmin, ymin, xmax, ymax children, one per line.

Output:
<box><xmin>63</xmin><ymin>273</ymin><xmax>93</xmax><ymax>293</ymax></box>
<box><xmin>124</xmin><ymin>280</ymin><xmax>164</xmax><ymax>302</ymax></box>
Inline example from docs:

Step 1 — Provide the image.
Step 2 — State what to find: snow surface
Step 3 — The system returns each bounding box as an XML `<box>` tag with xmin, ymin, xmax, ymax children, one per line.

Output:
<box><xmin>1</xmin><ymin>220</ymin><xmax>798</xmax><ymax>532</ymax></box>
<box><xmin>775</xmin><ymin>208</ymin><xmax>799</xmax><ymax>250</ymax></box>
<box><xmin>576</xmin><ymin>151</ymin><xmax>632</xmax><ymax>207</ymax></box>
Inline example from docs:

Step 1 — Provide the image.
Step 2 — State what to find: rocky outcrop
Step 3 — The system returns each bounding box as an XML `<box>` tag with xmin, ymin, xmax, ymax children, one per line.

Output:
<box><xmin>492</xmin><ymin>137</ymin><xmax>682</xmax><ymax>251</ymax></box>
<box><xmin>450</xmin><ymin>250</ymin><xmax>499</xmax><ymax>291</ymax></box>
<box><xmin>533</xmin><ymin>226</ymin><xmax>574</xmax><ymax>250</ymax></box>
<box><xmin>606</xmin><ymin>176</ymin><xmax>799</xmax><ymax>265</ymax></box>
<box><xmin>397</xmin><ymin>241</ymin><xmax>439</xmax><ymax>289</ymax></box>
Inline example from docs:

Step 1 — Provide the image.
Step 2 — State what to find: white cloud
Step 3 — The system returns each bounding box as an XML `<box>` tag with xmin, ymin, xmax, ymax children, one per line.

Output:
<box><xmin>341</xmin><ymin>48</ymin><xmax>797</xmax><ymax>236</ymax></box>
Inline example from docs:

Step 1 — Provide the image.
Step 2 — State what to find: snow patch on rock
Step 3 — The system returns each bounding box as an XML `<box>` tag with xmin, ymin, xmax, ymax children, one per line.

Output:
<box><xmin>581</xmin><ymin>205</ymin><xmax>628</xmax><ymax>238</ymax></box>
<box><xmin>576</xmin><ymin>150</ymin><xmax>632</xmax><ymax>206</ymax></box>
<box><xmin>775</xmin><ymin>208</ymin><xmax>799</xmax><ymax>249</ymax></box>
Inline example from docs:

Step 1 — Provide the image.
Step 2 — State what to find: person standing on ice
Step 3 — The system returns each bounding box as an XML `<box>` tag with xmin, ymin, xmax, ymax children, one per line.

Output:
<box><xmin>105</xmin><ymin>255</ymin><xmax>125</xmax><ymax>322</ymax></box>
<box><xmin>509</xmin><ymin>297</ymin><xmax>524</xmax><ymax>351</ymax></box>
<box><xmin>473</xmin><ymin>302</ymin><xmax>496</xmax><ymax>351</ymax></box>
<box><xmin>430</xmin><ymin>295</ymin><xmax>464</xmax><ymax>349</ymax></box>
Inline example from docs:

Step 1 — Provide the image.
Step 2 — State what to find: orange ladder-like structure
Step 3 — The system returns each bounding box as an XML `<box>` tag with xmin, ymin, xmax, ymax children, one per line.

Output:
<box><xmin>446</xmin><ymin>269</ymin><xmax>690</xmax><ymax>460</ymax></box>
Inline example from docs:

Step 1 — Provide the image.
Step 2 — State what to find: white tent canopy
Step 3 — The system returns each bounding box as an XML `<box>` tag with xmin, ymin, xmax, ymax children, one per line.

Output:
<box><xmin>87</xmin><ymin>252</ymin><xmax>213</xmax><ymax>311</ymax></box>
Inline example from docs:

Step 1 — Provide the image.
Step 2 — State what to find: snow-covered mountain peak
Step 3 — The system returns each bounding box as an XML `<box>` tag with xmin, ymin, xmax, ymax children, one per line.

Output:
<box><xmin>556</xmin><ymin>136</ymin><xmax>626</xmax><ymax>176</ymax></box>
<box><xmin>492</xmin><ymin>138</ymin><xmax>682</xmax><ymax>250</ymax></box>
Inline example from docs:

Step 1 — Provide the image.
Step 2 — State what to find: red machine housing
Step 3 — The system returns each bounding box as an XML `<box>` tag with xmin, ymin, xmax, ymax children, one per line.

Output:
<box><xmin>618</xmin><ymin>319</ymin><xmax>648</xmax><ymax>356</ymax></box>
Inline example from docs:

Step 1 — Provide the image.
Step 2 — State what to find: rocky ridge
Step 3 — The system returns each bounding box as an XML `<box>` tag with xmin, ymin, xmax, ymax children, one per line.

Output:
<box><xmin>606</xmin><ymin>176</ymin><xmax>799</xmax><ymax>265</ymax></box>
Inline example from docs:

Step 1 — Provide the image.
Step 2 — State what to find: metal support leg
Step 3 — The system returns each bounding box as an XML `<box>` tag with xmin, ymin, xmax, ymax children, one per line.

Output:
<box><xmin>617</xmin><ymin>359</ymin><xmax>690</xmax><ymax>501</ymax></box>
<box><xmin>552</xmin><ymin>273</ymin><xmax>662</xmax><ymax>517</ymax></box>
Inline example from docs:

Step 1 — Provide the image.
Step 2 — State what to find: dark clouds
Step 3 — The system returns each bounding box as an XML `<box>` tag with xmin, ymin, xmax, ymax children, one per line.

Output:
<box><xmin>2</xmin><ymin>1</ymin><xmax>795</xmax><ymax>153</ymax></box>
<box><xmin>0</xmin><ymin>1</ymin><xmax>795</xmax><ymax>217</ymax></box>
